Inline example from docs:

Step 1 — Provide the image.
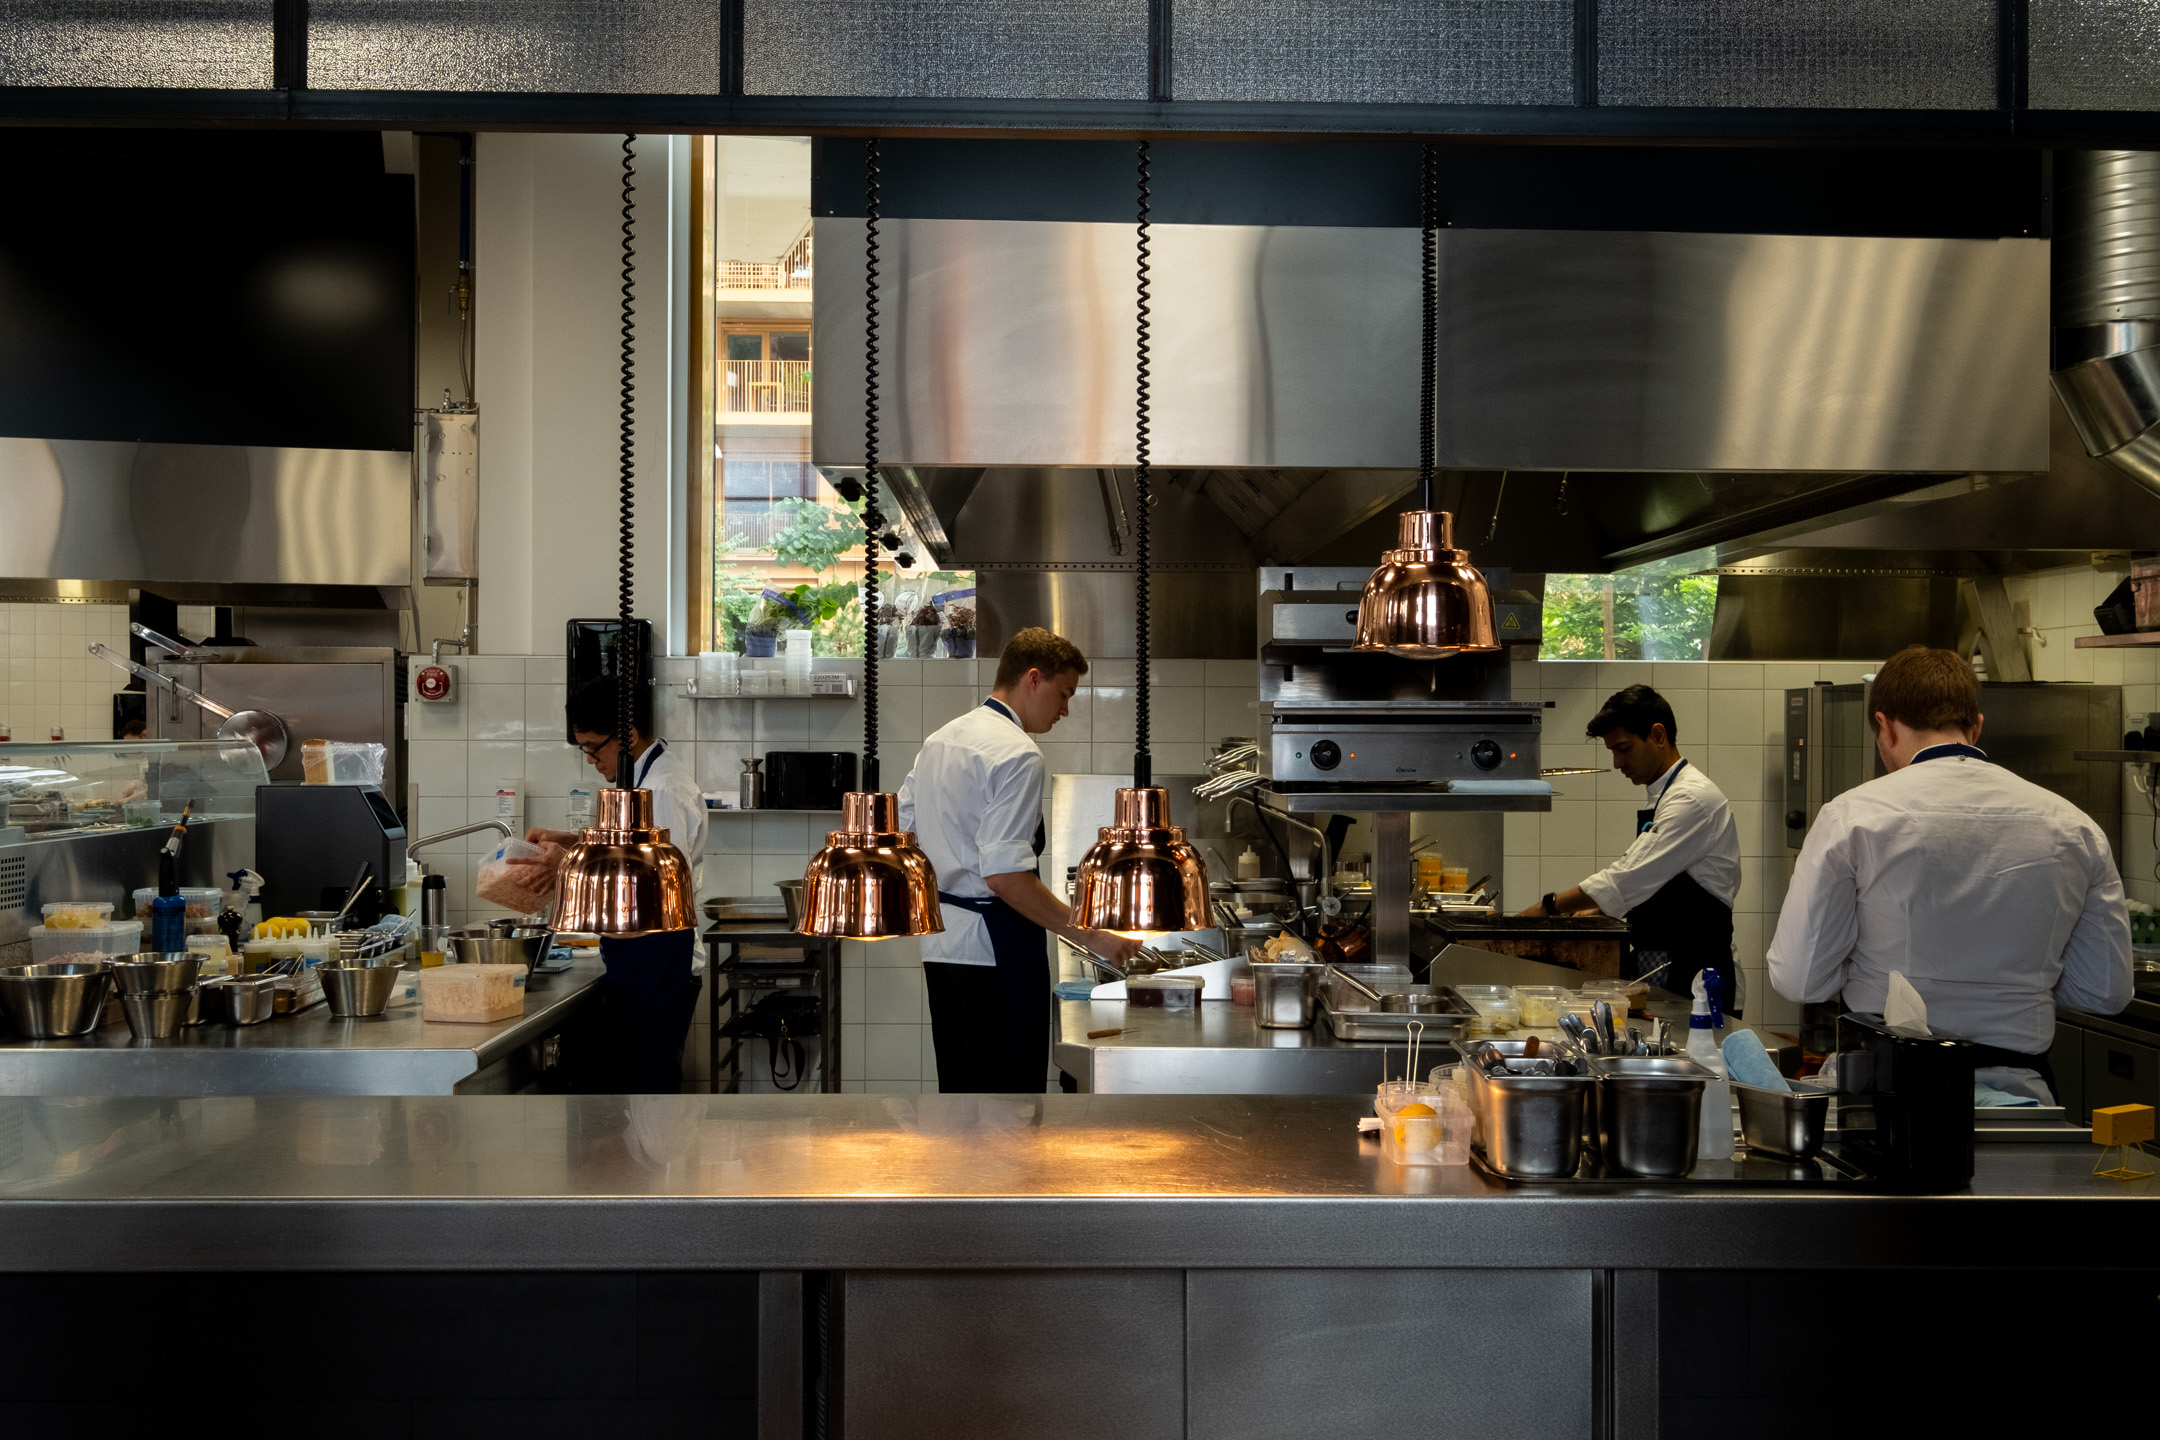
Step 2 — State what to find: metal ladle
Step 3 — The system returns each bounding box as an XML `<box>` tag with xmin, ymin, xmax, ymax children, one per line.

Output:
<box><xmin>90</xmin><ymin>643</ymin><xmax>292</xmax><ymax>768</ymax></box>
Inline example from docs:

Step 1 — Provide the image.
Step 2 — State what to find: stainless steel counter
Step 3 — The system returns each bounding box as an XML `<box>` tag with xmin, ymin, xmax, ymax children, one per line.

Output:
<box><xmin>0</xmin><ymin>1091</ymin><xmax>2149</xmax><ymax>1274</ymax></box>
<box><xmin>1055</xmin><ymin>946</ymin><xmax>1655</xmax><ymax>1094</ymax></box>
<box><xmin>0</xmin><ymin>956</ymin><xmax>603</xmax><ymax>1096</ymax></box>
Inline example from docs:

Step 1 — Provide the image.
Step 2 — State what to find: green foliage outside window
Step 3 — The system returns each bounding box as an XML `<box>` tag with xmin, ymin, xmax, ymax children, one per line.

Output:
<box><xmin>1540</xmin><ymin>550</ymin><xmax>1719</xmax><ymax>662</ymax></box>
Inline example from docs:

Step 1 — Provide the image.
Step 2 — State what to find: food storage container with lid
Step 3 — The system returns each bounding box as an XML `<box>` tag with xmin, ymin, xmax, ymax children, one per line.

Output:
<box><xmin>28</xmin><ymin>919</ymin><xmax>143</xmax><ymax>965</ymax></box>
<box><xmin>40</xmin><ymin>901</ymin><xmax>114</xmax><ymax>929</ymax></box>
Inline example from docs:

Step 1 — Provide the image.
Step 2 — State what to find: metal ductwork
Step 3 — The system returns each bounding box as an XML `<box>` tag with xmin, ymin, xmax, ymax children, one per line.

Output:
<box><xmin>2052</xmin><ymin>151</ymin><xmax>2160</xmax><ymax>495</ymax></box>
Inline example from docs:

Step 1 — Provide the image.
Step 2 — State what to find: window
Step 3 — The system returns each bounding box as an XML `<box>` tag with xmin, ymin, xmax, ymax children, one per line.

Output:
<box><xmin>1540</xmin><ymin>550</ymin><xmax>1719</xmax><ymax>661</ymax></box>
<box><xmin>691</xmin><ymin>138</ymin><xmax>975</xmax><ymax>658</ymax></box>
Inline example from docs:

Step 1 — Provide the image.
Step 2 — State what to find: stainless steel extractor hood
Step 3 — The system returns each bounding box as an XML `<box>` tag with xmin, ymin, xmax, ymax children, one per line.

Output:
<box><xmin>2051</xmin><ymin>150</ymin><xmax>2160</xmax><ymax>495</ymax></box>
<box><xmin>813</xmin><ymin>217</ymin><xmax>2052</xmax><ymax>581</ymax></box>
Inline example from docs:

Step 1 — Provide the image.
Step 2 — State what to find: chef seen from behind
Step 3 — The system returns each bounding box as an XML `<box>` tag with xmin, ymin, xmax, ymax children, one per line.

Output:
<box><xmin>1766</xmin><ymin>644</ymin><xmax>2131</xmax><ymax>1104</ymax></box>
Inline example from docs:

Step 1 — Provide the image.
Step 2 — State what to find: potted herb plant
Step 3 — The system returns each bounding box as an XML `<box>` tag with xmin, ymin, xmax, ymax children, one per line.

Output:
<box><xmin>908</xmin><ymin>602</ymin><xmax>942</xmax><ymax>659</ymax></box>
<box><xmin>942</xmin><ymin>602</ymin><xmax>978</xmax><ymax>659</ymax></box>
<box><xmin>744</xmin><ymin>603</ymin><xmax>783</xmax><ymax>657</ymax></box>
<box><xmin>875</xmin><ymin>601</ymin><xmax>900</xmax><ymax>658</ymax></box>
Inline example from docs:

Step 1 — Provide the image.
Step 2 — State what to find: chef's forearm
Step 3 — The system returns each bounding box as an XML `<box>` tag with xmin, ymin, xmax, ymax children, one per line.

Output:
<box><xmin>983</xmin><ymin>870</ymin><xmax>1088</xmax><ymax>942</ymax></box>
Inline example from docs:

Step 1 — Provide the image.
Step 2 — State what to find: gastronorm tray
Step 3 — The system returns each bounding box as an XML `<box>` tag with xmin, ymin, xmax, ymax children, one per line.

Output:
<box><xmin>1319</xmin><ymin>982</ymin><xmax>1476</xmax><ymax>1042</ymax></box>
<box><xmin>1468</xmin><ymin>1142</ymin><xmax>1868</xmax><ymax>1187</ymax></box>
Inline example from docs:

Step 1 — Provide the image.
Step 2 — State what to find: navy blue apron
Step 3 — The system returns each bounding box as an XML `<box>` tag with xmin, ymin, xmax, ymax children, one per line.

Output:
<box><xmin>924</xmin><ymin>699</ymin><xmax>1052</xmax><ymax>1093</ymax></box>
<box><xmin>578</xmin><ymin>737</ymin><xmax>700</xmax><ymax>1095</ymax></box>
<box><xmin>1623</xmin><ymin>760</ymin><xmax>1737</xmax><ymax>1011</ymax></box>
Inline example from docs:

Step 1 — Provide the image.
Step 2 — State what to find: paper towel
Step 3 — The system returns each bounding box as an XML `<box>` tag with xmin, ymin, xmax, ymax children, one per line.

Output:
<box><xmin>1884</xmin><ymin>971</ymin><xmax>1930</xmax><ymax>1034</ymax></box>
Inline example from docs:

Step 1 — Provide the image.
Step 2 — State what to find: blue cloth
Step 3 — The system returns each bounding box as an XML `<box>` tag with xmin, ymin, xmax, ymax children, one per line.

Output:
<box><xmin>1721</xmin><ymin>1029</ymin><xmax>1789</xmax><ymax>1091</ymax></box>
<box><xmin>1053</xmin><ymin>979</ymin><xmax>1098</xmax><ymax>1002</ymax></box>
<box><xmin>1975</xmin><ymin>1082</ymin><xmax>2040</xmax><ymax>1107</ymax></box>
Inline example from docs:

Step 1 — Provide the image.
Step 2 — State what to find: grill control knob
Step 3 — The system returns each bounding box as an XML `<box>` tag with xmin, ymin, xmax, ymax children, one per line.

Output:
<box><xmin>1470</xmin><ymin>739</ymin><xmax>1503</xmax><ymax>771</ymax></box>
<box><xmin>1309</xmin><ymin>740</ymin><xmax>1342</xmax><ymax>771</ymax></box>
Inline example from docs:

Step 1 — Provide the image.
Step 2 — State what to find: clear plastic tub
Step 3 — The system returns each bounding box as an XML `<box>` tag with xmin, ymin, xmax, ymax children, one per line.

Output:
<box><xmin>1514</xmin><ymin>985</ymin><xmax>1570</xmax><ymax>1028</ymax></box>
<box><xmin>132</xmin><ymin>887</ymin><xmax>225</xmax><ymax>935</ymax></box>
<box><xmin>1455</xmin><ymin>983</ymin><xmax>1521</xmax><ymax>1035</ymax></box>
<box><xmin>40</xmin><ymin>901</ymin><xmax>115</xmax><ymax>930</ymax></box>
<box><xmin>29</xmin><ymin>919</ymin><xmax>143</xmax><ymax>964</ymax></box>
<box><xmin>1580</xmin><ymin>981</ymin><xmax>1640</xmax><ymax>1020</ymax></box>
<box><xmin>1127</xmin><ymin>974</ymin><xmax>1203</xmax><ymax>1012</ymax></box>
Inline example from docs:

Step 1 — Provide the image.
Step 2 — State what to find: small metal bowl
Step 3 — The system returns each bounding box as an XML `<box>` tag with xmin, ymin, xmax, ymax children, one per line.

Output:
<box><xmin>0</xmin><ymin>961</ymin><xmax>114</xmax><ymax>1038</ymax></box>
<box><xmin>1382</xmin><ymin>985</ymin><xmax>1449</xmax><ymax>1014</ymax></box>
<box><xmin>111</xmin><ymin>953</ymin><xmax>203</xmax><ymax>997</ymax></box>
<box><xmin>221</xmin><ymin>974</ymin><xmax>279</xmax><ymax>1026</ymax></box>
<box><xmin>445</xmin><ymin>925</ymin><xmax>550</xmax><ymax>972</ymax></box>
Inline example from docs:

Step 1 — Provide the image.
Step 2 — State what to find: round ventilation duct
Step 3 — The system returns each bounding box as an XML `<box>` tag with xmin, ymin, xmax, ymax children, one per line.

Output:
<box><xmin>2052</xmin><ymin>150</ymin><xmax>2160</xmax><ymax>494</ymax></box>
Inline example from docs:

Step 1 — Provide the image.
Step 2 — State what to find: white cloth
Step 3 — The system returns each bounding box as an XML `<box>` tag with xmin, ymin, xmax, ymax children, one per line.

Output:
<box><xmin>1578</xmin><ymin>759</ymin><xmax>1743</xmax><ymax>917</ymax></box>
<box><xmin>898</xmin><ymin>700</ymin><xmax>1046</xmax><ymax>968</ymax></box>
<box><xmin>636</xmin><ymin>739</ymin><xmax>706</xmax><ymax>896</ymax></box>
<box><xmin>1766</xmin><ymin>748</ymin><xmax>2132</xmax><ymax>1055</ymax></box>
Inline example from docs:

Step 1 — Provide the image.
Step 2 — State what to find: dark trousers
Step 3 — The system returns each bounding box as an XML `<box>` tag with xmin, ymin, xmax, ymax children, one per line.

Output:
<box><xmin>924</xmin><ymin>950</ymin><xmax>1050</xmax><ymax>1094</ymax></box>
<box><xmin>572</xmin><ymin>929</ymin><xmax>701</xmax><ymax>1095</ymax></box>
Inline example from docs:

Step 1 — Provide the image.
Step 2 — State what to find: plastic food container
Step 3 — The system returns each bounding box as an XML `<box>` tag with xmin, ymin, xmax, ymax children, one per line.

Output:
<box><xmin>1229</xmin><ymin>974</ymin><xmax>1255</xmax><ymax>1006</ymax></box>
<box><xmin>1514</xmin><ymin>985</ymin><xmax>1570</xmax><ymax>1028</ymax></box>
<box><xmin>1581</xmin><ymin>980</ymin><xmax>1640</xmax><ymax>1016</ymax></box>
<box><xmin>131</xmin><ymin>887</ymin><xmax>225</xmax><ymax>935</ymax></box>
<box><xmin>1455</xmin><ymin>983</ymin><xmax>1520</xmax><ymax>1035</ymax></box>
<box><xmin>40</xmin><ymin>901</ymin><xmax>115</xmax><ymax>930</ymax></box>
<box><xmin>28</xmin><ymin>919</ymin><xmax>143</xmax><ymax>964</ymax></box>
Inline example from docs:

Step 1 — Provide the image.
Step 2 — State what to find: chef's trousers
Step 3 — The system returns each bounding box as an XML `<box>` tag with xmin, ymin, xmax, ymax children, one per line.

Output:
<box><xmin>924</xmin><ymin>892</ymin><xmax>1050</xmax><ymax>1094</ymax></box>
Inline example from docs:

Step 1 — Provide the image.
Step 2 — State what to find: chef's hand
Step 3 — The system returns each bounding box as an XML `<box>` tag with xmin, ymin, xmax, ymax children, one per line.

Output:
<box><xmin>525</xmin><ymin>826</ymin><xmax>577</xmax><ymax>848</ymax></box>
<box><xmin>508</xmin><ymin>831</ymin><xmax>574</xmax><ymax>898</ymax></box>
<box><xmin>1079</xmin><ymin>929</ymin><xmax>1145</xmax><ymax>965</ymax></box>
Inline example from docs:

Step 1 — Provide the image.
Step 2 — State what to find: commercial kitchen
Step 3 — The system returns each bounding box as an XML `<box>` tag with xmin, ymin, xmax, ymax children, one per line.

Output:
<box><xmin>6</xmin><ymin>9</ymin><xmax>2160</xmax><ymax>1437</ymax></box>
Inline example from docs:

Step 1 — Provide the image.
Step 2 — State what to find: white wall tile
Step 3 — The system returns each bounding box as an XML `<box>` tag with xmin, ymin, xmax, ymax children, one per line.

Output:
<box><xmin>1705</xmin><ymin>690</ymin><xmax>1762</xmax><ymax>747</ymax></box>
<box><xmin>861</xmin><ymin>1024</ymin><xmax>922</xmax><ymax>1081</ymax></box>
<box><xmin>1038</xmin><ymin>741</ymin><xmax>1090</xmax><ymax>775</ymax></box>
<box><xmin>1204</xmin><ymin>686</ymin><xmax>1257</xmax><ymax>743</ymax></box>
<box><xmin>1503</xmin><ymin>812</ymin><xmax>1541</xmax><ymax>858</ymax></box>
<box><xmin>864</xmin><ymin>967</ymin><xmax>922</xmax><ymax>1025</ymax></box>
<box><xmin>696</xmin><ymin>741</ymin><xmax>754</xmax><ymax>792</ymax></box>
<box><xmin>407</xmin><ymin>740</ymin><xmax>468</xmax><ymax>796</ymax></box>
<box><xmin>467</xmin><ymin>683</ymin><xmax>525</xmax><ymax>741</ymax></box>
<box><xmin>464</xmin><ymin>655</ymin><xmax>523</xmax><ymax>684</ymax></box>
<box><xmin>753</xmin><ymin>698</ymin><xmax>811</xmax><ymax>743</ymax></box>
<box><xmin>921</xmin><ymin>687</ymin><xmax>975</xmax><ymax>736</ymax></box>
<box><xmin>874</xmin><ymin>686</ymin><xmax>922</xmax><ymax>743</ymax></box>
<box><xmin>1204</xmin><ymin>659</ymin><xmax>1257</xmax><ymax>687</ymax></box>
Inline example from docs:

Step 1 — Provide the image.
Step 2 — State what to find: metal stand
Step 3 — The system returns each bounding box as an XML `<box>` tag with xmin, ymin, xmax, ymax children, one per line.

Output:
<box><xmin>703</xmin><ymin>922</ymin><xmax>841</xmax><ymax>1093</ymax></box>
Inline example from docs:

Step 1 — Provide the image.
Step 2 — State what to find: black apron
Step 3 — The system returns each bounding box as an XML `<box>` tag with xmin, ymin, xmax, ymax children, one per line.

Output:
<box><xmin>922</xmin><ymin>699</ymin><xmax>1053</xmax><ymax>1094</ymax></box>
<box><xmin>1623</xmin><ymin>760</ymin><xmax>1737</xmax><ymax>1014</ymax></box>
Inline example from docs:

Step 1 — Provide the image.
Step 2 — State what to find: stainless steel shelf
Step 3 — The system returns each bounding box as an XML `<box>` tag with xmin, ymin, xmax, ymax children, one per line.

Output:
<box><xmin>2073</xmin><ymin>750</ymin><xmax>2160</xmax><ymax>763</ymax></box>
<box><xmin>1259</xmin><ymin>787</ymin><xmax>1551</xmax><ymax>814</ymax></box>
<box><xmin>2073</xmin><ymin>632</ymin><xmax>2160</xmax><ymax>648</ymax></box>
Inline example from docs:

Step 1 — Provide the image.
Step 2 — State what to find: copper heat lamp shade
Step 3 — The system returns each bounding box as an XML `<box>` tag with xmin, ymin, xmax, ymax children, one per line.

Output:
<box><xmin>799</xmin><ymin>791</ymin><xmax>944</xmax><ymax>940</ymax></box>
<box><xmin>552</xmin><ymin>787</ymin><xmax>696</xmax><ymax>935</ymax></box>
<box><xmin>1069</xmin><ymin>787</ymin><xmax>1210</xmax><ymax>937</ymax></box>
<box><xmin>1353</xmin><ymin>509</ymin><xmax>1501</xmax><ymax>660</ymax></box>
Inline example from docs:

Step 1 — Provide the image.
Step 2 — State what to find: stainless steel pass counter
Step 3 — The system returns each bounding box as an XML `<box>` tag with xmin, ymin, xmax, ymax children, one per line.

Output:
<box><xmin>0</xmin><ymin>956</ymin><xmax>603</xmax><ymax>1095</ymax></box>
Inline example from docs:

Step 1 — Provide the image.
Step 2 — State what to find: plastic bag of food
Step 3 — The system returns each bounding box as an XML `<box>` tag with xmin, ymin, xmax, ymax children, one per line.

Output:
<box><xmin>476</xmin><ymin>837</ymin><xmax>554</xmax><ymax>915</ymax></box>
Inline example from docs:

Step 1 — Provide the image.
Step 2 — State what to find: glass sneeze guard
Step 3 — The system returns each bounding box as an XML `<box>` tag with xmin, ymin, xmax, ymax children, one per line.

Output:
<box><xmin>0</xmin><ymin>739</ymin><xmax>271</xmax><ymax>843</ymax></box>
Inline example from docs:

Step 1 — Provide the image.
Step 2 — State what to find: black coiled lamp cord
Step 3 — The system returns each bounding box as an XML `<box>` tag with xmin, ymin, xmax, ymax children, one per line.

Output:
<box><xmin>616</xmin><ymin>134</ymin><xmax>638</xmax><ymax>791</ymax></box>
<box><xmin>861</xmin><ymin>137</ymin><xmax>882</xmax><ymax>794</ymax></box>
<box><xmin>1419</xmin><ymin>141</ymin><xmax>1437</xmax><ymax>514</ymax></box>
<box><xmin>1133</xmin><ymin>139</ymin><xmax>1152</xmax><ymax>791</ymax></box>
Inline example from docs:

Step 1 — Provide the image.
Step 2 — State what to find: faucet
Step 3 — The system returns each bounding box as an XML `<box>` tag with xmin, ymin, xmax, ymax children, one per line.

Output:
<box><xmin>1226</xmin><ymin>796</ymin><xmax>1337</xmax><ymax>918</ymax></box>
<box><xmin>407</xmin><ymin>820</ymin><xmax>512</xmax><ymax>875</ymax></box>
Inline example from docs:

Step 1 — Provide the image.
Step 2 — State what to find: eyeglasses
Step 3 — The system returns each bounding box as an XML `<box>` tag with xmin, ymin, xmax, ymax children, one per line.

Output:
<box><xmin>575</xmin><ymin>738</ymin><xmax>614</xmax><ymax>759</ymax></box>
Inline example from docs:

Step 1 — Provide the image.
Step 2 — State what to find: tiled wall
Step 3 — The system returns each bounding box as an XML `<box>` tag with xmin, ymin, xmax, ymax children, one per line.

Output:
<box><xmin>0</xmin><ymin>603</ymin><xmax>135</xmax><ymax>742</ymax></box>
<box><xmin>403</xmin><ymin>652</ymin><xmax>1266</xmax><ymax>1092</ymax></box>
<box><xmin>406</xmin><ymin>572</ymin><xmax>2151</xmax><ymax>1093</ymax></box>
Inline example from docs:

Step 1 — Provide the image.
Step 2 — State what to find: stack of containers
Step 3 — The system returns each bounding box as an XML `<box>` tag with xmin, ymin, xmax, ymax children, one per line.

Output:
<box><xmin>29</xmin><ymin>903</ymin><xmax>142</xmax><ymax>964</ymax></box>
<box><xmin>783</xmin><ymin>629</ymin><xmax>813</xmax><ymax>695</ymax></box>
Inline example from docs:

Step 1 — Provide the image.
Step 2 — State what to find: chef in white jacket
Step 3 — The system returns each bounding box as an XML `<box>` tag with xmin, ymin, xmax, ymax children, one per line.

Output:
<box><xmin>899</xmin><ymin>627</ymin><xmax>1140</xmax><ymax>1093</ymax></box>
<box><xmin>1767</xmin><ymin>645</ymin><xmax>2132</xmax><ymax>1102</ymax></box>
<box><xmin>519</xmin><ymin>677</ymin><xmax>707</xmax><ymax>895</ymax></box>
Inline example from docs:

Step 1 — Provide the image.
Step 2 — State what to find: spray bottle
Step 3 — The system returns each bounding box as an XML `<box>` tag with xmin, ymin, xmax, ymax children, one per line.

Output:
<box><xmin>1686</xmin><ymin>970</ymin><xmax>1735</xmax><ymax>1161</ymax></box>
<box><xmin>219</xmin><ymin>868</ymin><xmax>264</xmax><ymax>954</ymax></box>
<box><xmin>147</xmin><ymin>802</ymin><xmax>193</xmax><ymax>953</ymax></box>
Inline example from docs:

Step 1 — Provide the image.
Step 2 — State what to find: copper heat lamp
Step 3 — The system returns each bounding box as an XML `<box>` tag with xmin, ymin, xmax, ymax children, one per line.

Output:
<box><xmin>552</xmin><ymin>135</ymin><xmax>695</xmax><ymax>936</ymax></box>
<box><xmin>798</xmin><ymin>137</ymin><xmax>944</xmax><ymax>941</ymax></box>
<box><xmin>1354</xmin><ymin>143</ymin><xmax>1500</xmax><ymax>661</ymax></box>
<box><xmin>1068</xmin><ymin>141</ymin><xmax>1210</xmax><ymax>939</ymax></box>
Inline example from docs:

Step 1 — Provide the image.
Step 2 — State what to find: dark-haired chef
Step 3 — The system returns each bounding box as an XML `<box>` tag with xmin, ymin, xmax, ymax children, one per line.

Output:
<box><xmin>1517</xmin><ymin>684</ymin><xmax>1743</xmax><ymax>1011</ymax></box>
<box><xmin>1768</xmin><ymin>646</ymin><xmax>2131</xmax><ymax>1103</ymax></box>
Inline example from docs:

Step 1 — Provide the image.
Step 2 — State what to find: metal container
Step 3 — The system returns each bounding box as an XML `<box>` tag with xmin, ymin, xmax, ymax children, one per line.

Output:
<box><xmin>1590</xmin><ymin>1055</ymin><xmax>1715</xmax><ymax>1177</ymax></box>
<box><xmin>318</xmin><ymin>959</ymin><xmax>406</xmax><ymax>1018</ymax></box>
<box><xmin>1734</xmin><ymin>1081</ymin><xmax>1832</xmax><ymax>1160</ymax></box>
<box><xmin>0</xmin><ymin>961</ymin><xmax>113</xmax><ymax>1038</ymax></box>
<box><xmin>739</xmin><ymin>756</ymin><xmax>763</xmax><ymax>811</ymax></box>
<box><xmin>110</xmin><ymin>953</ymin><xmax>204</xmax><ymax>996</ymax></box>
<box><xmin>294</xmin><ymin>910</ymin><xmax>345</xmax><ymax>937</ymax></box>
<box><xmin>1465</xmin><ymin>1058</ymin><xmax>1593</xmax><ymax>1178</ymax></box>
<box><xmin>119</xmin><ymin>989</ymin><xmax>193</xmax><ymax>1040</ymax></box>
<box><xmin>221</xmin><ymin>974</ymin><xmax>279</xmax><ymax>1026</ymax></box>
<box><xmin>776</xmin><ymin>879</ymin><xmax>806</xmax><ymax>929</ymax></box>
<box><xmin>1251</xmin><ymin>961</ymin><xmax>1321</xmax><ymax>1029</ymax></box>
<box><xmin>445</xmin><ymin>924</ymin><xmax>550</xmax><ymax>972</ymax></box>
<box><xmin>1382</xmin><ymin>985</ymin><xmax>1448</xmax><ymax>1014</ymax></box>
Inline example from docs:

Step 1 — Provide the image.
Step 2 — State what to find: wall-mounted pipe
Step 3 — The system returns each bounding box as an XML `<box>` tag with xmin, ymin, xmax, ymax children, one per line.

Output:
<box><xmin>2051</xmin><ymin>151</ymin><xmax>2160</xmax><ymax>494</ymax></box>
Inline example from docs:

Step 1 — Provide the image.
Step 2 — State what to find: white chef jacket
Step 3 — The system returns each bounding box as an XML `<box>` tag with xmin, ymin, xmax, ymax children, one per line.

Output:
<box><xmin>1578</xmin><ymin>759</ymin><xmax>1743</xmax><ymax>918</ymax></box>
<box><xmin>1766</xmin><ymin>746</ymin><xmax>2132</xmax><ymax>1055</ymax></box>
<box><xmin>898</xmin><ymin>699</ymin><xmax>1046</xmax><ymax>968</ymax></box>
<box><xmin>635</xmin><ymin>738</ymin><xmax>706</xmax><ymax>896</ymax></box>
